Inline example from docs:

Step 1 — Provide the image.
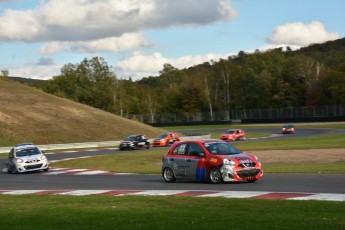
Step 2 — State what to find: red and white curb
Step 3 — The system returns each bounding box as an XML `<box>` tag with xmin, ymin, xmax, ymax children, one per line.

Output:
<box><xmin>0</xmin><ymin>190</ymin><xmax>344</xmax><ymax>201</ymax></box>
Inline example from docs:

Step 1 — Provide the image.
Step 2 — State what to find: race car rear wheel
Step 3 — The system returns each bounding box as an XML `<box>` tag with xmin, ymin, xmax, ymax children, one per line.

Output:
<box><xmin>163</xmin><ymin>167</ymin><xmax>176</xmax><ymax>183</ymax></box>
<box><xmin>209</xmin><ymin>168</ymin><xmax>223</xmax><ymax>184</ymax></box>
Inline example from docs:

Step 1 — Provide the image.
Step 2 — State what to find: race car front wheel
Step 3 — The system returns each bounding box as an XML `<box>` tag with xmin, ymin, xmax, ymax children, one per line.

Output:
<box><xmin>209</xmin><ymin>168</ymin><xmax>223</xmax><ymax>184</ymax></box>
<box><xmin>7</xmin><ymin>165</ymin><xmax>18</xmax><ymax>174</ymax></box>
<box><xmin>163</xmin><ymin>167</ymin><xmax>176</xmax><ymax>183</ymax></box>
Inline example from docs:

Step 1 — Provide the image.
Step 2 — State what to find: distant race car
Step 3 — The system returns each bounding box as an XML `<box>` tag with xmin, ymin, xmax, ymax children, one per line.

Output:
<box><xmin>152</xmin><ymin>132</ymin><xmax>180</xmax><ymax>147</ymax></box>
<box><xmin>282</xmin><ymin>124</ymin><xmax>295</xmax><ymax>134</ymax></box>
<box><xmin>220</xmin><ymin>129</ymin><xmax>246</xmax><ymax>141</ymax></box>
<box><xmin>6</xmin><ymin>143</ymin><xmax>49</xmax><ymax>174</ymax></box>
<box><xmin>119</xmin><ymin>134</ymin><xmax>150</xmax><ymax>150</ymax></box>
<box><xmin>162</xmin><ymin>140</ymin><xmax>263</xmax><ymax>183</ymax></box>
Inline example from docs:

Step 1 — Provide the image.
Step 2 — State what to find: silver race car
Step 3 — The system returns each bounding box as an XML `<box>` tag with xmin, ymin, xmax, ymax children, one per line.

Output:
<box><xmin>6</xmin><ymin>143</ymin><xmax>49</xmax><ymax>174</ymax></box>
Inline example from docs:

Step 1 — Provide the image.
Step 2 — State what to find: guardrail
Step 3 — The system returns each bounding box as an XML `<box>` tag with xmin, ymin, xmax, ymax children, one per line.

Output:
<box><xmin>0</xmin><ymin>134</ymin><xmax>211</xmax><ymax>154</ymax></box>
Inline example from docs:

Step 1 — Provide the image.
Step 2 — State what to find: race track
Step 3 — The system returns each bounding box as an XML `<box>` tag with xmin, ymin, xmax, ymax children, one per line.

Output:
<box><xmin>1</xmin><ymin>127</ymin><xmax>345</xmax><ymax>200</ymax></box>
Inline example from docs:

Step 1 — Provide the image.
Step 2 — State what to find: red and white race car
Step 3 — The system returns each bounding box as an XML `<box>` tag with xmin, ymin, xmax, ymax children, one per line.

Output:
<box><xmin>162</xmin><ymin>140</ymin><xmax>263</xmax><ymax>183</ymax></box>
<box><xmin>220</xmin><ymin>129</ymin><xmax>246</xmax><ymax>141</ymax></box>
<box><xmin>282</xmin><ymin>124</ymin><xmax>295</xmax><ymax>134</ymax></box>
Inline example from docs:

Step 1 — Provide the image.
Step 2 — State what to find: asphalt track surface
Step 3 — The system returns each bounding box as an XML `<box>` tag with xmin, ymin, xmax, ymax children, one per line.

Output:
<box><xmin>1</xmin><ymin>128</ymin><xmax>345</xmax><ymax>195</ymax></box>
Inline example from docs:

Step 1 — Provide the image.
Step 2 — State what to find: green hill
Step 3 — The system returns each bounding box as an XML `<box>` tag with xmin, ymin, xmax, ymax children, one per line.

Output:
<box><xmin>0</xmin><ymin>78</ymin><xmax>165</xmax><ymax>146</ymax></box>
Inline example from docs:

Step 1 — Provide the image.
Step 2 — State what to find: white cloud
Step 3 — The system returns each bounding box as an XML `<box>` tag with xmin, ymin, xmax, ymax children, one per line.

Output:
<box><xmin>117</xmin><ymin>52</ymin><xmax>231</xmax><ymax>80</ymax></box>
<box><xmin>8</xmin><ymin>62</ymin><xmax>62</xmax><ymax>80</ymax></box>
<box><xmin>0</xmin><ymin>0</ymin><xmax>237</xmax><ymax>42</ymax></box>
<box><xmin>40</xmin><ymin>33</ymin><xmax>150</xmax><ymax>55</ymax></box>
<box><xmin>266</xmin><ymin>21</ymin><xmax>339</xmax><ymax>48</ymax></box>
<box><xmin>1</xmin><ymin>0</ymin><xmax>238</xmax><ymax>79</ymax></box>
<box><xmin>39</xmin><ymin>42</ymin><xmax>68</xmax><ymax>55</ymax></box>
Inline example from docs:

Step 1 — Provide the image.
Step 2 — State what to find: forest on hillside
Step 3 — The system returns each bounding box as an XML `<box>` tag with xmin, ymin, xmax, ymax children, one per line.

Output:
<box><xmin>5</xmin><ymin>38</ymin><xmax>345</xmax><ymax>121</ymax></box>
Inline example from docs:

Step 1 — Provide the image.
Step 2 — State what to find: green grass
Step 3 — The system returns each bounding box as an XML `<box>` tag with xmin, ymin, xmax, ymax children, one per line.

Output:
<box><xmin>164</xmin><ymin>123</ymin><xmax>345</xmax><ymax>130</ymax></box>
<box><xmin>0</xmin><ymin>135</ymin><xmax>16</xmax><ymax>147</ymax></box>
<box><xmin>264</xmin><ymin>162</ymin><xmax>345</xmax><ymax>173</ymax></box>
<box><xmin>0</xmin><ymin>195</ymin><xmax>344</xmax><ymax>230</ymax></box>
<box><xmin>232</xmin><ymin>134</ymin><xmax>345</xmax><ymax>150</ymax></box>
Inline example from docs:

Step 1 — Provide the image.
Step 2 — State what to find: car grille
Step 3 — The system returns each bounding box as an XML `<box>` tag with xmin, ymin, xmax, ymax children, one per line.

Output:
<box><xmin>25</xmin><ymin>159</ymin><xmax>40</xmax><ymax>164</ymax></box>
<box><xmin>24</xmin><ymin>164</ymin><xmax>43</xmax><ymax>170</ymax></box>
<box><xmin>239</xmin><ymin>162</ymin><xmax>256</xmax><ymax>168</ymax></box>
<box><xmin>236</xmin><ymin>169</ymin><xmax>261</xmax><ymax>178</ymax></box>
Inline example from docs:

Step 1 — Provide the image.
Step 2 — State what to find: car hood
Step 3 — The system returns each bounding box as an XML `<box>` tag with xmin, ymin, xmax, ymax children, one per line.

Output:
<box><xmin>16</xmin><ymin>154</ymin><xmax>44</xmax><ymax>160</ymax></box>
<box><xmin>221</xmin><ymin>134</ymin><xmax>234</xmax><ymax>137</ymax></box>
<box><xmin>215</xmin><ymin>153</ymin><xmax>255</xmax><ymax>162</ymax></box>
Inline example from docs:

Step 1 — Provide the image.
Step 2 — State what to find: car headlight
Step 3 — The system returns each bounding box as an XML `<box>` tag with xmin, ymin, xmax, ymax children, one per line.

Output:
<box><xmin>254</xmin><ymin>155</ymin><xmax>260</xmax><ymax>162</ymax></box>
<box><xmin>16</xmin><ymin>158</ymin><xmax>24</xmax><ymax>163</ymax></box>
<box><xmin>223</xmin><ymin>159</ymin><xmax>236</xmax><ymax>165</ymax></box>
<box><xmin>41</xmin><ymin>155</ymin><xmax>47</xmax><ymax>160</ymax></box>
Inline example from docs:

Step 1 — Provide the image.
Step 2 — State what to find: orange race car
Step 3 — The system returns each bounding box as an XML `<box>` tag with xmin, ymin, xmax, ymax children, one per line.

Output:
<box><xmin>152</xmin><ymin>132</ymin><xmax>180</xmax><ymax>147</ymax></box>
<box><xmin>220</xmin><ymin>129</ymin><xmax>246</xmax><ymax>142</ymax></box>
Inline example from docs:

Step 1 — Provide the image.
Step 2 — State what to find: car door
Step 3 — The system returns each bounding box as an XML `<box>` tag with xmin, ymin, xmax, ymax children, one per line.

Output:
<box><xmin>184</xmin><ymin>143</ymin><xmax>206</xmax><ymax>179</ymax></box>
<box><xmin>167</xmin><ymin>143</ymin><xmax>188</xmax><ymax>177</ymax></box>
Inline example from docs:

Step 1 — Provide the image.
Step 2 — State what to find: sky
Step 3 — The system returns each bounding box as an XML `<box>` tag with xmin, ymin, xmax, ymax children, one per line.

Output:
<box><xmin>0</xmin><ymin>0</ymin><xmax>344</xmax><ymax>81</ymax></box>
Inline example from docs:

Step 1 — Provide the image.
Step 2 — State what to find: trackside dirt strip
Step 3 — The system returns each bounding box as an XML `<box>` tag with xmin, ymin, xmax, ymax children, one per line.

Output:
<box><xmin>0</xmin><ymin>190</ymin><xmax>344</xmax><ymax>201</ymax></box>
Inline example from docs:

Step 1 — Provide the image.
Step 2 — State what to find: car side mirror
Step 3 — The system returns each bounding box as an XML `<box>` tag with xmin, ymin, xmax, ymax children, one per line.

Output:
<box><xmin>198</xmin><ymin>152</ymin><xmax>206</xmax><ymax>157</ymax></box>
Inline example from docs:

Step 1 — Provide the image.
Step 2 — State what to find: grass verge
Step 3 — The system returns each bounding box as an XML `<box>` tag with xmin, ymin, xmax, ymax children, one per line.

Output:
<box><xmin>264</xmin><ymin>162</ymin><xmax>345</xmax><ymax>173</ymax></box>
<box><xmin>232</xmin><ymin>134</ymin><xmax>345</xmax><ymax>150</ymax></box>
<box><xmin>0</xmin><ymin>195</ymin><xmax>344</xmax><ymax>230</ymax></box>
<box><xmin>163</xmin><ymin>123</ymin><xmax>345</xmax><ymax>130</ymax></box>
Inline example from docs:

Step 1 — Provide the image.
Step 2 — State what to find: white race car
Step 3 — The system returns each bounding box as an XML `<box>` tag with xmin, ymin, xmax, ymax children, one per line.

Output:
<box><xmin>6</xmin><ymin>143</ymin><xmax>49</xmax><ymax>174</ymax></box>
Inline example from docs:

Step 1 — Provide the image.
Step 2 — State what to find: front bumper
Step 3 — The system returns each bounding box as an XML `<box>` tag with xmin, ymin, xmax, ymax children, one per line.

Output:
<box><xmin>15</xmin><ymin>162</ymin><xmax>49</xmax><ymax>173</ymax></box>
<box><xmin>220</xmin><ymin>137</ymin><xmax>235</xmax><ymax>141</ymax></box>
<box><xmin>152</xmin><ymin>141</ymin><xmax>165</xmax><ymax>147</ymax></box>
<box><xmin>220</xmin><ymin>165</ymin><xmax>263</xmax><ymax>182</ymax></box>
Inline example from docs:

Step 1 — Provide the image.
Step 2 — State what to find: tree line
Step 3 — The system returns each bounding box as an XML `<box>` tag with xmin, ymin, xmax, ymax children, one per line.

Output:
<box><xmin>22</xmin><ymin>38</ymin><xmax>345</xmax><ymax>121</ymax></box>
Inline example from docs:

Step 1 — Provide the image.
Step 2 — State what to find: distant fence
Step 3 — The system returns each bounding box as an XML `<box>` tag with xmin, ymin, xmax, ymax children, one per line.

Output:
<box><xmin>123</xmin><ymin>105</ymin><xmax>345</xmax><ymax>126</ymax></box>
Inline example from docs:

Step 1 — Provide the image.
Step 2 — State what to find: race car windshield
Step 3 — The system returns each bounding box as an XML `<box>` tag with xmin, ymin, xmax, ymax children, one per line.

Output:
<box><xmin>16</xmin><ymin>147</ymin><xmax>41</xmax><ymax>157</ymax></box>
<box><xmin>203</xmin><ymin>142</ymin><xmax>240</xmax><ymax>155</ymax></box>
<box><xmin>124</xmin><ymin>136</ymin><xmax>137</xmax><ymax>141</ymax></box>
<box><xmin>224</xmin><ymin>130</ymin><xmax>236</xmax><ymax>134</ymax></box>
<box><xmin>158</xmin><ymin>133</ymin><xmax>168</xmax><ymax>138</ymax></box>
